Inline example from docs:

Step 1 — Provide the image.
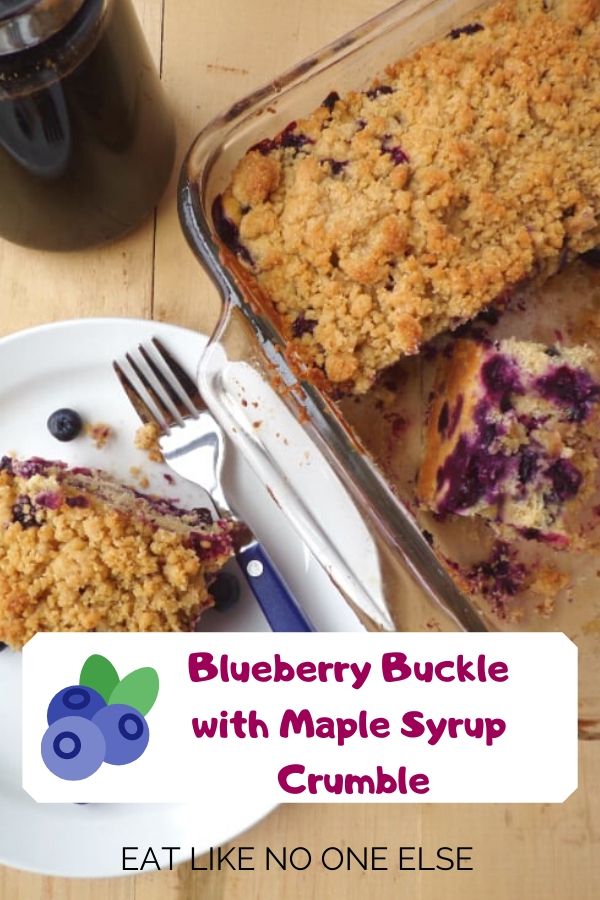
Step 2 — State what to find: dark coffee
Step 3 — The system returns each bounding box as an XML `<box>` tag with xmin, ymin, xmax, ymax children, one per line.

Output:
<box><xmin>0</xmin><ymin>0</ymin><xmax>175</xmax><ymax>250</ymax></box>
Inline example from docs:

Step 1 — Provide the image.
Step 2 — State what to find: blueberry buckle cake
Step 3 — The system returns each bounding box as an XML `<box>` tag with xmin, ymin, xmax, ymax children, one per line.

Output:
<box><xmin>0</xmin><ymin>457</ymin><xmax>239</xmax><ymax>648</ymax></box>
<box><xmin>215</xmin><ymin>0</ymin><xmax>599</xmax><ymax>392</ymax></box>
<box><xmin>417</xmin><ymin>338</ymin><xmax>600</xmax><ymax>545</ymax></box>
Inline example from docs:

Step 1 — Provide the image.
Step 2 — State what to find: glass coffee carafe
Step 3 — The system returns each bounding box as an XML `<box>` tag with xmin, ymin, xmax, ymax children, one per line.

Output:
<box><xmin>0</xmin><ymin>0</ymin><xmax>175</xmax><ymax>250</ymax></box>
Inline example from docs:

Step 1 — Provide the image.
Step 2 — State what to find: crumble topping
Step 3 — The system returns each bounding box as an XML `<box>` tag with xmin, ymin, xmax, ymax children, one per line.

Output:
<box><xmin>135</xmin><ymin>422</ymin><xmax>164</xmax><ymax>463</ymax></box>
<box><xmin>219</xmin><ymin>0</ymin><xmax>600</xmax><ymax>392</ymax></box>
<box><xmin>0</xmin><ymin>457</ymin><xmax>238</xmax><ymax>648</ymax></box>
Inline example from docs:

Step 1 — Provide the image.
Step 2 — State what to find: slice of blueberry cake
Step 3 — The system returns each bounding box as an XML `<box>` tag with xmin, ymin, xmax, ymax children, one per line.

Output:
<box><xmin>0</xmin><ymin>457</ymin><xmax>240</xmax><ymax>648</ymax></box>
<box><xmin>417</xmin><ymin>338</ymin><xmax>600</xmax><ymax>546</ymax></box>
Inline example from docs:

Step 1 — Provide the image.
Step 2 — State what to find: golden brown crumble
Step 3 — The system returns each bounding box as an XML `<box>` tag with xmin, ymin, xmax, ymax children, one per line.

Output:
<box><xmin>135</xmin><ymin>422</ymin><xmax>164</xmax><ymax>463</ymax></box>
<box><xmin>221</xmin><ymin>0</ymin><xmax>600</xmax><ymax>391</ymax></box>
<box><xmin>85</xmin><ymin>422</ymin><xmax>113</xmax><ymax>449</ymax></box>
<box><xmin>0</xmin><ymin>459</ymin><xmax>237</xmax><ymax>648</ymax></box>
<box><xmin>530</xmin><ymin>565</ymin><xmax>569</xmax><ymax>617</ymax></box>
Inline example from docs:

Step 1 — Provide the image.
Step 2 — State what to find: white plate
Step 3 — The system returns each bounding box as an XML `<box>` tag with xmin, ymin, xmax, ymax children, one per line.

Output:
<box><xmin>0</xmin><ymin>317</ymin><xmax>362</xmax><ymax>878</ymax></box>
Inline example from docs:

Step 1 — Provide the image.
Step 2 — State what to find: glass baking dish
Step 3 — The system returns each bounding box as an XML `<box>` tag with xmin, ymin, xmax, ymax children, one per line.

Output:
<box><xmin>178</xmin><ymin>0</ymin><xmax>600</xmax><ymax>736</ymax></box>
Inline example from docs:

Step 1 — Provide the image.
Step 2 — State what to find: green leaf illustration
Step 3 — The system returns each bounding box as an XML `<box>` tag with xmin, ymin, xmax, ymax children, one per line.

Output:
<box><xmin>108</xmin><ymin>667</ymin><xmax>159</xmax><ymax>715</ymax></box>
<box><xmin>79</xmin><ymin>654</ymin><xmax>119</xmax><ymax>703</ymax></box>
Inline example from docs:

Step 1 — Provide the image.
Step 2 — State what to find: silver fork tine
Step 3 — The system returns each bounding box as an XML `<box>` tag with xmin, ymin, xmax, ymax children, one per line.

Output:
<box><xmin>125</xmin><ymin>352</ymin><xmax>181</xmax><ymax>429</ymax></box>
<box><xmin>137</xmin><ymin>344</ymin><xmax>195</xmax><ymax>421</ymax></box>
<box><xmin>152</xmin><ymin>337</ymin><xmax>204</xmax><ymax>412</ymax></box>
<box><xmin>113</xmin><ymin>361</ymin><xmax>165</xmax><ymax>432</ymax></box>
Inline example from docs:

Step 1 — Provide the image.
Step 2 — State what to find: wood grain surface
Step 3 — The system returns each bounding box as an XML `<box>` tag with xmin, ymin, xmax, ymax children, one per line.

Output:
<box><xmin>1</xmin><ymin>1</ymin><xmax>599</xmax><ymax>897</ymax></box>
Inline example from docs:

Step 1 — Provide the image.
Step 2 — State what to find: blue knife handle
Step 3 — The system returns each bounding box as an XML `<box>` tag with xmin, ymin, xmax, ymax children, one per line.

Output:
<box><xmin>236</xmin><ymin>542</ymin><xmax>315</xmax><ymax>632</ymax></box>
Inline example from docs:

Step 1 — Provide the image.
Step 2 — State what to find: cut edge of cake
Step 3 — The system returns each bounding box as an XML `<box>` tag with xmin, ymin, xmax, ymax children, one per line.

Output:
<box><xmin>417</xmin><ymin>337</ymin><xmax>600</xmax><ymax>546</ymax></box>
<box><xmin>0</xmin><ymin>456</ymin><xmax>241</xmax><ymax>648</ymax></box>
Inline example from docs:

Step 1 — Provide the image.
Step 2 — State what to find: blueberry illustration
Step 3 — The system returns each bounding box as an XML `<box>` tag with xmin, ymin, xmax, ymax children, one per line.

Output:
<box><xmin>41</xmin><ymin>716</ymin><xmax>106</xmax><ymax>780</ymax></box>
<box><xmin>47</xmin><ymin>685</ymin><xmax>106</xmax><ymax>725</ymax></box>
<box><xmin>92</xmin><ymin>704</ymin><xmax>149</xmax><ymax>765</ymax></box>
<box><xmin>47</xmin><ymin>408</ymin><xmax>83</xmax><ymax>442</ymax></box>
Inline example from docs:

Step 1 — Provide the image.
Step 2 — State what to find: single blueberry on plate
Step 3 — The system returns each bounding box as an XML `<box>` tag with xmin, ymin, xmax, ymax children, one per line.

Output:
<box><xmin>47</xmin><ymin>408</ymin><xmax>83</xmax><ymax>442</ymax></box>
<box><xmin>47</xmin><ymin>685</ymin><xmax>107</xmax><ymax>725</ymax></box>
<box><xmin>41</xmin><ymin>716</ymin><xmax>106</xmax><ymax>780</ymax></box>
<box><xmin>93</xmin><ymin>704</ymin><xmax>149</xmax><ymax>765</ymax></box>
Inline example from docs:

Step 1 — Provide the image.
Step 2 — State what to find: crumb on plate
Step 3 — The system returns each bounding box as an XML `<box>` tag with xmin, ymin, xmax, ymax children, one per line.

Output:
<box><xmin>85</xmin><ymin>422</ymin><xmax>114</xmax><ymax>449</ymax></box>
<box><xmin>135</xmin><ymin>423</ymin><xmax>164</xmax><ymax>463</ymax></box>
<box><xmin>129</xmin><ymin>466</ymin><xmax>150</xmax><ymax>490</ymax></box>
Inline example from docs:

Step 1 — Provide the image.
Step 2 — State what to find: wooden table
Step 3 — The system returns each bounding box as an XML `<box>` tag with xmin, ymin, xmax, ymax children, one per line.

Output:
<box><xmin>1</xmin><ymin>1</ymin><xmax>599</xmax><ymax>896</ymax></box>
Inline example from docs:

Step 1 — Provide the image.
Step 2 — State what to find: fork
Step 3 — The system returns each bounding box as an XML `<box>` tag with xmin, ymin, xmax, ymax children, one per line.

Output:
<box><xmin>113</xmin><ymin>338</ymin><xmax>314</xmax><ymax>632</ymax></box>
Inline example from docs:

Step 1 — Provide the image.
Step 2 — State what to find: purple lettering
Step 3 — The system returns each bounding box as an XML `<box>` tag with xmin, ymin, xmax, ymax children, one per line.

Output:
<box><xmin>381</xmin><ymin>653</ymin><xmax>411</xmax><ymax>681</ymax></box>
<box><xmin>188</xmin><ymin>652</ymin><xmax>218</xmax><ymax>682</ymax></box>
<box><xmin>278</xmin><ymin>763</ymin><xmax>306</xmax><ymax>794</ymax></box>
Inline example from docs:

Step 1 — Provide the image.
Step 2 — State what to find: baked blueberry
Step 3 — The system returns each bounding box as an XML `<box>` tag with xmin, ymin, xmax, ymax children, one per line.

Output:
<box><xmin>365</xmin><ymin>84</ymin><xmax>394</xmax><ymax>99</ymax></box>
<box><xmin>419</xmin><ymin>337</ymin><xmax>600</xmax><ymax>545</ymax></box>
<box><xmin>321</xmin><ymin>91</ymin><xmax>340</xmax><ymax>111</ymax></box>
<box><xmin>47</xmin><ymin>408</ymin><xmax>83</xmax><ymax>442</ymax></box>
<box><xmin>291</xmin><ymin>314</ymin><xmax>317</xmax><ymax>338</ymax></box>
<box><xmin>11</xmin><ymin>495</ymin><xmax>40</xmax><ymax>529</ymax></box>
<box><xmin>448</xmin><ymin>23</ymin><xmax>484</xmax><ymax>39</ymax></box>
